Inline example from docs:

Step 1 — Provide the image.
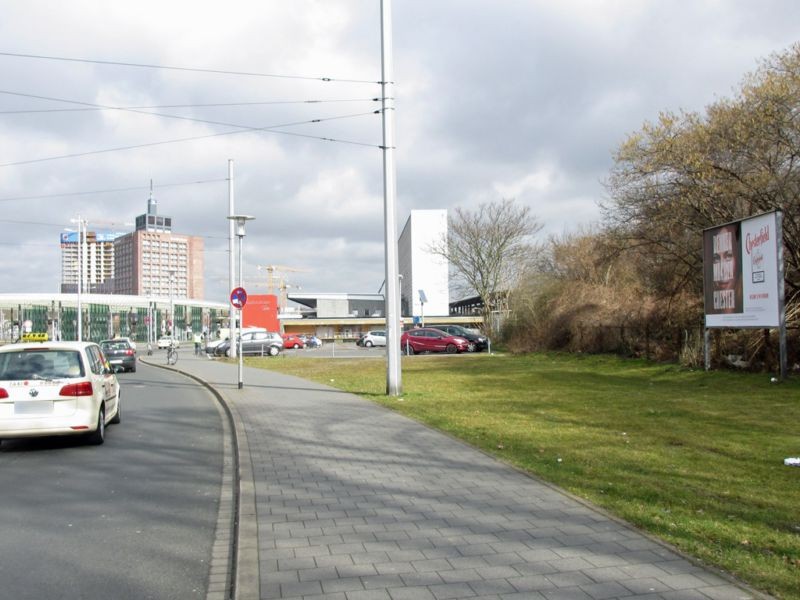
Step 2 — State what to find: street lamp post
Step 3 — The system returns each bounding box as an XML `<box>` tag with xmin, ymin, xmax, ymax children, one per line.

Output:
<box><xmin>168</xmin><ymin>269</ymin><xmax>178</xmax><ymax>350</ymax></box>
<box><xmin>68</xmin><ymin>216</ymin><xmax>86</xmax><ymax>341</ymax></box>
<box><xmin>227</xmin><ymin>214</ymin><xmax>255</xmax><ymax>389</ymax></box>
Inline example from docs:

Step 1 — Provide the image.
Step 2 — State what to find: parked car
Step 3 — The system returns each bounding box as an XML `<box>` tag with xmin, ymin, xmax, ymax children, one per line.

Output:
<box><xmin>212</xmin><ymin>340</ymin><xmax>232</xmax><ymax>357</ymax></box>
<box><xmin>400</xmin><ymin>327</ymin><xmax>470</xmax><ymax>355</ymax></box>
<box><xmin>282</xmin><ymin>334</ymin><xmax>306</xmax><ymax>349</ymax></box>
<box><xmin>205</xmin><ymin>337</ymin><xmax>227</xmax><ymax>354</ymax></box>
<box><xmin>429</xmin><ymin>324</ymin><xmax>488</xmax><ymax>352</ymax></box>
<box><xmin>157</xmin><ymin>336</ymin><xmax>179</xmax><ymax>349</ymax></box>
<box><xmin>100</xmin><ymin>338</ymin><xmax>137</xmax><ymax>372</ymax></box>
<box><xmin>0</xmin><ymin>341</ymin><xmax>121</xmax><ymax>445</ymax></box>
<box><xmin>216</xmin><ymin>331</ymin><xmax>283</xmax><ymax>357</ymax></box>
<box><xmin>360</xmin><ymin>330</ymin><xmax>386</xmax><ymax>348</ymax></box>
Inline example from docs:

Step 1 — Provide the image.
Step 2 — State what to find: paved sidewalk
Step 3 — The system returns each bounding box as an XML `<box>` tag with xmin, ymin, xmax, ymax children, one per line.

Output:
<box><xmin>166</xmin><ymin>352</ymin><xmax>764</xmax><ymax>600</ymax></box>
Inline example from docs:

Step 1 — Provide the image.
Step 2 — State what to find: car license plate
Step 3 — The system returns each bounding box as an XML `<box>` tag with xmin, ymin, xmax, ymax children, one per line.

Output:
<box><xmin>15</xmin><ymin>401</ymin><xmax>54</xmax><ymax>415</ymax></box>
<box><xmin>110</xmin><ymin>359</ymin><xmax>122</xmax><ymax>364</ymax></box>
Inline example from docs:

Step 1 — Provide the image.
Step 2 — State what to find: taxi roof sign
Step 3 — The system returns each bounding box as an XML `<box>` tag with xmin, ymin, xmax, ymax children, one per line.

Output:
<box><xmin>21</xmin><ymin>332</ymin><xmax>48</xmax><ymax>342</ymax></box>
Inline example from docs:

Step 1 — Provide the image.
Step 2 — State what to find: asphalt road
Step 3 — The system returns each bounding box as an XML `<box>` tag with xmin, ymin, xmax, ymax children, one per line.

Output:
<box><xmin>0</xmin><ymin>362</ymin><xmax>225</xmax><ymax>600</ymax></box>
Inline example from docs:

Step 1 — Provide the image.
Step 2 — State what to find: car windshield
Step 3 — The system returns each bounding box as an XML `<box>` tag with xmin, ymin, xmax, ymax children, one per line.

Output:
<box><xmin>101</xmin><ymin>341</ymin><xmax>130</xmax><ymax>351</ymax></box>
<box><xmin>0</xmin><ymin>349</ymin><xmax>84</xmax><ymax>380</ymax></box>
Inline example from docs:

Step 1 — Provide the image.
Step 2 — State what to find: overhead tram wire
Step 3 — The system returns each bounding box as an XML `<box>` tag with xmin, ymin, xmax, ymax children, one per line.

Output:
<box><xmin>0</xmin><ymin>218</ymin><xmax>67</xmax><ymax>227</ymax></box>
<box><xmin>0</xmin><ymin>90</ymin><xmax>386</xmax><ymax>135</ymax></box>
<box><xmin>0</xmin><ymin>98</ymin><xmax>383</xmax><ymax>115</ymax></box>
<box><xmin>0</xmin><ymin>213</ymin><xmax>240</xmax><ymax>244</ymax></box>
<box><xmin>0</xmin><ymin>110</ymin><xmax>384</xmax><ymax>168</ymax></box>
<box><xmin>0</xmin><ymin>217</ymin><xmax>240</xmax><ymax>245</ymax></box>
<box><xmin>0</xmin><ymin>178</ymin><xmax>228</xmax><ymax>203</ymax></box>
<box><xmin>0</xmin><ymin>51</ymin><xmax>380</xmax><ymax>85</ymax></box>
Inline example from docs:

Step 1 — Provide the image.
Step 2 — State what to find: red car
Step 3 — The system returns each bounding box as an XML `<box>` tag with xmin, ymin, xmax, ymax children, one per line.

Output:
<box><xmin>282</xmin><ymin>334</ymin><xmax>306</xmax><ymax>349</ymax></box>
<box><xmin>400</xmin><ymin>327</ymin><xmax>470</xmax><ymax>355</ymax></box>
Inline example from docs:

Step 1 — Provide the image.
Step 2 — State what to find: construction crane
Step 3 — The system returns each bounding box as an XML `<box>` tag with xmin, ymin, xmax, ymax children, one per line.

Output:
<box><xmin>256</xmin><ymin>265</ymin><xmax>310</xmax><ymax>295</ymax></box>
<box><xmin>252</xmin><ymin>279</ymin><xmax>303</xmax><ymax>313</ymax></box>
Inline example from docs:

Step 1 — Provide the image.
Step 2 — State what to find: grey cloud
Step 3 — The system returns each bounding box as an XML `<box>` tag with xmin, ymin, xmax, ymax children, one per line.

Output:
<box><xmin>0</xmin><ymin>1</ymin><xmax>797</xmax><ymax>302</ymax></box>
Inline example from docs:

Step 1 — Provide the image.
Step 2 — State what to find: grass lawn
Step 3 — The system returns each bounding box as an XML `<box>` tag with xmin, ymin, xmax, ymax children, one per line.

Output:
<box><xmin>246</xmin><ymin>351</ymin><xmax>800</xmax><ymax>600</ymax></box>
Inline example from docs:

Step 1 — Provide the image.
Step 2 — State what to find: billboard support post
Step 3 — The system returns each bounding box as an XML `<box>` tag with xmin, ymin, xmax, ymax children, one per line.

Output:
<box><xmin>776</xmin><ymin>210</ymin><xmax>787</xmax><ymax>380</ymax></box>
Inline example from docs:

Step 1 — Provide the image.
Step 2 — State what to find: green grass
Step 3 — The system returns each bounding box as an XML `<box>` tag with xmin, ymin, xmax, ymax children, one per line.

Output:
<box><xmin>245</xmin><ymin>352</ymin><xmax>800</xmax><ymax>599</ymax></box>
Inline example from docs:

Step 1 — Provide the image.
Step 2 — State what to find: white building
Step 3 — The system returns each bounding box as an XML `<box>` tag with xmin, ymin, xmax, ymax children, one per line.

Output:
<box><xmin>60</xmin><ymin>231</ymin><xmax>124</xmax><ymax>294</ymax></box>
<box><xmin>398</xmin><ymin>209</ymin><xmax>449</xmax><ymax>319</ymax></box>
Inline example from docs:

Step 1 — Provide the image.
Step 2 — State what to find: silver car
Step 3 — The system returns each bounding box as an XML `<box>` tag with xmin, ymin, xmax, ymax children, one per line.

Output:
<box><xmin>361</xmin><ymin>330</ymin><xmax>387</xmax><ymax>347</ymax></box>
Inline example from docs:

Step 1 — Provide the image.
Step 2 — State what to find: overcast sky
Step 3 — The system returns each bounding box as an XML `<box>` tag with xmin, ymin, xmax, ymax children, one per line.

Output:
<box><xmin>0</xmin><ymin>1</ymin><xmax>797</xmax><ymax>303</ymax></box>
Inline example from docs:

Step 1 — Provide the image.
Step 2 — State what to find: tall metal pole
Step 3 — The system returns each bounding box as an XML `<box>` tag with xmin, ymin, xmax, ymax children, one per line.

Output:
<box><xmin>77</xmin><ymin>216</ymin><xmax>83</xmax><ymax>342</ymax></box>
<box><xmin>169</xmin><ymin>270</ymin><xmax>175</xmax><ymax>339</ymax></box>
<box><xmin>228</xmin><ymin>214</ymin><xmax>253</xmax><ymax>388</ymax></box>
<box><xmin>228</xmin><ymin>159</ymin><xmax>237</xmax><ymax>359</ymax></box>
<box><xmin>238</xmin><ymin>233</ymin><xmax>244</xmax><ymax>389</ymax></box>
<box><xmin>381</xmin><ymin>0</ymin><xmax>402</xmax><ymax>395</ymax></box>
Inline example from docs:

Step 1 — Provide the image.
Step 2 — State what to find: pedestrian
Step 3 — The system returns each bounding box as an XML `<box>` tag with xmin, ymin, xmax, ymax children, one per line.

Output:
<box><xmin>193</xmin><ymin>331</ymin><xmax>202</xmax><ymax>355</ymax></box>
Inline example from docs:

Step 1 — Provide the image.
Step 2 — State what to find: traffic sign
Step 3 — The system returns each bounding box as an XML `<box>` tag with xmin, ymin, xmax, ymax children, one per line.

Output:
<box><xmin>230</xmin><ymin>287</ymin><xmax>248</xmax><ymax>309</ymax></box>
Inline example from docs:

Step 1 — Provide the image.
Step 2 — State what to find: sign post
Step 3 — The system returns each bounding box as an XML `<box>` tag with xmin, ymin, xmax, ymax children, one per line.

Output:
<box><xmin>230</xmin><ymin>286</ymin><xmax>248</xmax><ymax>389</ymax></box>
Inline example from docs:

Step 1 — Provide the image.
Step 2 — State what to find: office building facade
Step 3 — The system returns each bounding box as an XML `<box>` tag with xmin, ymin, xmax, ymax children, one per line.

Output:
<box><xmin>113</xmin><ymin>189</ymin><xmax>203</xmax><ymax>298</ymax></box>
<box><xmin>113</xmin><ymin>230</ymin><xmax>204</xmax><ymax>299</ymax></box>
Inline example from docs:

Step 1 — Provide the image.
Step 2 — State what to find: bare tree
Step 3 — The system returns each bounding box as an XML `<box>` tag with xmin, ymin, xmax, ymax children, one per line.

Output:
<box><xmin>433</xmin><ymin>199</ymin><xmax>542</xmax><ymax>336</ymax></box>
<box><xmin>604</xmin><ymin>43</ymin><xmax>800</xmax><ymax>305</ymax></box>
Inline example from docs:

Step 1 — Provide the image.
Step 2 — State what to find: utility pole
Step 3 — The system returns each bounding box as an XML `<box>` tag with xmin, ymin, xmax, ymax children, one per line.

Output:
<box><xmin>77</xmin><ymin>217</ymin><xmax>83</xmax><ymax>341</ymax></box>
<box><xmin>69</xmin><ymin>216</ymin><xmax>85</xmax><ymax>341</ymax></box>
<box><xmin>228</xmin><ymin>215</ymin><xmax>254</xmax><ymax>389</ymax></box>
<box><xmin>227</xmin><ymin>159</ymin><xmax>237</xmax><ymax>359</ymax></box>
<box><xmin>381</xmin><ymin>0</ymin><xmax>402</xmax><ymax>395</ymax></box>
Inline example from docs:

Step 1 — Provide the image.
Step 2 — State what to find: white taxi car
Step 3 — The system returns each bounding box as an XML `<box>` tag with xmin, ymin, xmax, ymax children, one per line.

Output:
<box><xmin>0</xmin><ymin>341</ymin><xmax>120</xmax><ymax>445</ymax></box>
<box><xmin>157</xmin><ymin>336</ymin><xmax>179</xmax><ymax>349</ymax></box>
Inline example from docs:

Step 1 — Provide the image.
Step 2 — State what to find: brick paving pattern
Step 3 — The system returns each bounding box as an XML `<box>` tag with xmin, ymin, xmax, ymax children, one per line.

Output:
<box><xmin>168</xmin><ymin>354</ymin><xmax>765</xmax><ymax>600</ymax></box>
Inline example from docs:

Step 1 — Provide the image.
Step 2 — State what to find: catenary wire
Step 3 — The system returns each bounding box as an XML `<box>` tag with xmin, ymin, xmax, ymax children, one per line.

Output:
<box><xmin>0</xmin><ymin>98</ymin><xmax>383</xmax><ymax>114</ymax></box>
<box><xmin>0</xmin><ymin>51</ymin><xmax>381</xmax><ymax>84</ymax></box>
<box><xmin>0</xmin><ymin>178</ymin><xmax>227</xmax><ymax>202</ymax></box>
<box><xmin>0</xmin><ymin>220</ymin><xmax>239</xmax><ymax>245</ymax></box>
<box><xmin>0</xmin><ymin>89</ymin><xmax>381</xmax><ymax>137</ymax></box>
<box><xmin>0</xmin><ymin>111</ymin><xmax>384</xmax><ymax>167</ymax></box>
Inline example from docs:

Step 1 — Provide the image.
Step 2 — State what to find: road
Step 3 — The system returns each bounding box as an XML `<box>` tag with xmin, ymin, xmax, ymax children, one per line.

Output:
<box><xmin>0</xmin><ymin>362</ymin><xmax>225</xmax><ymax>600</ymax></box>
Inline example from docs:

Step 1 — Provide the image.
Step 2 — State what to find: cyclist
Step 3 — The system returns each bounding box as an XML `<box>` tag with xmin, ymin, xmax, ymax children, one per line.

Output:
<box><xmin>166</xmin><ymin>339</ymin><xmax>178</xmax><ymax>365</ymax></box>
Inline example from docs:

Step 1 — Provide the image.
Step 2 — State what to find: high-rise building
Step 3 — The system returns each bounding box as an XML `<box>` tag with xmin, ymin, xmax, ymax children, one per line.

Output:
<box><xmin>113</xmin><ymin>188</ymin><xmax>204</xmax><ymax>299</ymax></box>
<box><xmin>398</xmin><ymin>209</ymin><xmax>449</xmax><ymax>318</ymax></box>
<box><xmin>60</xmin><ymin>230</ymin><xmax>124</xmax><ymax>294</ymax></box>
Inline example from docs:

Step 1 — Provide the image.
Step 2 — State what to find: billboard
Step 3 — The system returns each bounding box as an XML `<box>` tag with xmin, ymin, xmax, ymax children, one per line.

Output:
<box><xmin>60</xmin><ymin>231</ymin><xmax>125</xmax><ymax>244</ymax></box>
<box><xmin>241</xmin><ymin>294</ymin><xmax>280</xmax><ymax>332</ymax></box>
<box><xmin>703</xmin><ymin>211</ymin><xmax>782</xmax><ymax>328</ymax></box>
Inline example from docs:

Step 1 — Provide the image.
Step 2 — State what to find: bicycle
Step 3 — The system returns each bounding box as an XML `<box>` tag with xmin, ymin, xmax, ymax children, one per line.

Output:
<box><xmin>166</xmin><ymin>343</ymin><xmax>178</xmax><ymax>365</ymax></box>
